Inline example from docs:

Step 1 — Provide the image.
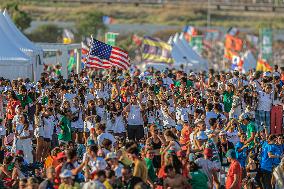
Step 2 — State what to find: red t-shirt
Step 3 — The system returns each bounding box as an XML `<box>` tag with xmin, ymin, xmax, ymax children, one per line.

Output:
<box><xmin>225</xmin><ymin>159</ymin><xmax>242</xmax><ymax>189</ymax></box>
<box><xmin>6</xmin><ymin>100</ymin><xmax>20</xmax><ymax>120</ymax></box>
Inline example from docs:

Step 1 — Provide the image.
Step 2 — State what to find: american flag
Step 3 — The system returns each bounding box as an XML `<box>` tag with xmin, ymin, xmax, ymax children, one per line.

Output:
<box><xmin>86</xmin><ymin>38</ymin><xmax>130</xmax><ymax>70</ymax></box>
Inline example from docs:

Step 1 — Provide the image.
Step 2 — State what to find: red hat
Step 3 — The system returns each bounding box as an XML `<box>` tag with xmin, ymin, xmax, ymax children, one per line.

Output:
<box><xmin>16</xmin><ymin>150</ymin><xmax>24</xmax><ymax>156</ymax></box>
<box><xmin>204</xmin><ymin>148</ymin><xmax>213</xmax><ymax>157</ymax></box>
<box><xmin>56</xmin><ymin>152</ymin><xmax>66</xmax><ymax>160</ymax></box>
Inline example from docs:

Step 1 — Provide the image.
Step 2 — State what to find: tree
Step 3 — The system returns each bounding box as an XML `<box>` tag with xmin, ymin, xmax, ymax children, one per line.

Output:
<box><xmin>4</xmin><ymin>1</ymin><xmax>32</xmax><ymax>31</ymax></box>
<box><xmin>76</xmin><ymin>12</ymin><xmax>107</xmax><ymax>39</ymax></box>
<box><xmin>27</xmin><ymin>24</ymin><xmax>63</xmax><ymax>43</ymax></box>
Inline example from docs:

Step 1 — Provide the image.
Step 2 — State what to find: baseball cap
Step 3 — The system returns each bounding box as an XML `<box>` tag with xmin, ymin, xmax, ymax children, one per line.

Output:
<box><xmin>87</xmin><ymin>139</ymin><xmax>96</xmax><ymax>147</ymax></box>
<box><xmin>204</xmin><ymin>148</ymin><xmax>213</xmax><ymax>157</ymax></box>
<box><xmin>16</xmin><ymin>150</ymin><xmax>24</xmax><ymax>156</ymax></box>
<box><xmin>226</xmin><ymin>149</ymin><xmax>236</xmax><ymax>159</ymax></box>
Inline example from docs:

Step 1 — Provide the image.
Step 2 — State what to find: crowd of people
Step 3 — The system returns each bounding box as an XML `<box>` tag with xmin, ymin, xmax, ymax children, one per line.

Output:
<box><xmin>0</xmin><ymin>65</ymin><xmax>283</xmax><ymax>189</ymax></box>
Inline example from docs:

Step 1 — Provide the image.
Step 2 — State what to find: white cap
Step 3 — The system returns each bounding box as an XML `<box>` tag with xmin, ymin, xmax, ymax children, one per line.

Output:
<box><xmin>263</xmin><ymin>72</ymin><xmax>271</xmax><ymax>77</ymax></box>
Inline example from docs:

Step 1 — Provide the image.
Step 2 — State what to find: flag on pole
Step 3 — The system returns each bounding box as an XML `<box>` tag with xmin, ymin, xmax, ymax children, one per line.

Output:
<box><xmin>63</xmin><ymin>29</ymin><xmax>74</xmax><ymax>44</ymax></box>
<box><xmin>256</xmin><ymin>59</ymin><xmax>272</xmax><ymax>72</ymax></box>
<box><xmin>183</xmin><ymin>25</ymin><xmax>198</xmax><ymax>42</ymax></box>
<box><xmin>102</xmin><ymin>16</ymin><xmax>115</xmax><ymax>25</ymax></box>
<box><xmin>142</xmin><ymin>36</ymin><xmax>173</xmax><ymax>64</ymax></box>
<box><xmin>225</xmin><ymin>34</ymin><xmax>243</xmax><ymax>52</ymax></box>
<box><xmin>86</xmin><ymin>38</ymin><xmax>130</xmax><ymax>70</ymax></box>
<box><xmin>105</xmin><ymin>32</ymin><xmax>119</xmax><ymax>46</ymax></box>
<box><xmin>81</xmin><ymin>42</ymin><xmax>89</xmax><ymax>65</ymax></box>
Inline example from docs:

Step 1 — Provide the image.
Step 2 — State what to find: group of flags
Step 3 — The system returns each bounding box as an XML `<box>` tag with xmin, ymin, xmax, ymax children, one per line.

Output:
<box><xmin>223</xmin><ymin>27</ymin><xmax>273</xmax><ymax>72</ymax></box>
<box><xmin>78</xmin><ymin>24</ymin><xmax>273</xmax><ymax>72</ymax></box>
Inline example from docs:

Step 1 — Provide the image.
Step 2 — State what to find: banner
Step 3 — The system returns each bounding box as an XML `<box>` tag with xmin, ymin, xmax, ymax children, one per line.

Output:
<box><xmin>260</xmin><ymin>28</ymin><xmax>273</xmax><ymax>61</ymax></box>
<box><xmin>105</xmin><ymin>32</ymin><xmax>119</xmax><ymax>46</ymax></box>
<box><xmin>0</xmin><ymin>94</ymin><xmax>3</xmax><ymax>119</ymax></box>
<box><xmin>142</xmin><ymin>36</ymin><xmax>173</xmax><ymax>64</ymax></box>
<box><xmin>190</xmin><ymin>36</ymin><xmax>203</xmax><ymax>54</ymax></box>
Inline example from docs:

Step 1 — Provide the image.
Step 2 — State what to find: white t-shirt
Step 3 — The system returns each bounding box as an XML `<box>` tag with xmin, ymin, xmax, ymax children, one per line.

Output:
<box><xmin>63</xmin><ymin>93</ymin><xmax>76</xmax><ymax>102</ymax></box>
<box><xmin>0</xmin><ymin>125</ymin><xmax>6</xmax><ymax>137</ymax></box>
<box><xmin>257</xmin><ymin>91</ymin><xmax>273</xmax><ymax>111</ymax></box>
<box><xmin>127</xmin><ymin>105</ymin><xmax>144</xmax><ymax>125</ymax></box>
<box><xmin>71</xmin><ymin>107</ymin><xmax>84</xmax><ymax>129</ymax></box>
<box><xmin>205</xmin><ymin>111</ymin><xmax>218</xmax><ymax>129</ymax></box>
<box><xmin>176</xmin><ymin>107</ymin><xmax>190</xmax><ymax>122</ymax></box>
<box><xmin>42</xmin><ymin>117</ymin><xmax>54</xmax><ymax>139</ymax></box>
<box><xmin>161</xmin><ymin>106</ymin><xmax>176</xmax><ymax>127</ymax></box>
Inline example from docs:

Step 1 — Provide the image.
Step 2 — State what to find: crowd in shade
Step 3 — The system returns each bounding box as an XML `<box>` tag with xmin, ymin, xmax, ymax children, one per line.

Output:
<box><xmin>0</xmin><ymin>65</ymin><xmax>283</xmax><ymax>189</ymax></box>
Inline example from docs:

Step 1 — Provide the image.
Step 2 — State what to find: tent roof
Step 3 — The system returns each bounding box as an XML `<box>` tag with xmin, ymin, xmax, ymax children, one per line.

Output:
<box><xmin>170</xmin><ymin>33</ymin><xmax>208</xmax><ymax>71</ymax></box>
<box><xmin>2</xmin><ymin>10</ymin><xmax>41</xmax><ymax>53</ymax></box>
<box><xmin>0</xmin><ymin>20</ymin><xmax>30</xmax><ymax>63</ymax></box>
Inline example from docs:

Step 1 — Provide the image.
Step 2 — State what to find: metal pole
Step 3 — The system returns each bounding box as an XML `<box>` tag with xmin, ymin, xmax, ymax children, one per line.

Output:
<box><xmin>207</xmin><ymin>0</ymin><xmax>211</xmax><ymax>30</ymax></box>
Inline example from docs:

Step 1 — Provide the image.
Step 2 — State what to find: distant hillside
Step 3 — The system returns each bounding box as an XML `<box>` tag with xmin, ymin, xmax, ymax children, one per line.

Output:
<box><xmin>1</xmin><ymin>0</ymin><xmax>284</xmax><ymax>30</ymax></box>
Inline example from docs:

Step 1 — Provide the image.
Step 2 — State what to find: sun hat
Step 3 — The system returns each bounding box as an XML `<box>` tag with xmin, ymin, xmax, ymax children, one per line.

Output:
<box><xmin>59</xmin><ymin>170</ymin><xmax>72</xmax><ymax>178</ymax></box>
<box><xmin>105</xmin><ymin>152</ymin><xmax>117</xmax><ymax>160</ymax></box>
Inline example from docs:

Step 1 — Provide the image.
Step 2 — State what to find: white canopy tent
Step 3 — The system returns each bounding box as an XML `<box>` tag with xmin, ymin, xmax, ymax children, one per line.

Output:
<box><xmin>0</xmin><ymin>23</ymin><xmax>32</xmax><ymax>80</ymax></box>
<box><xmin>2</xmin><ymin>10</ymin><xmax>44</xmax><ymax>80</ymax></box>
<box><xmin>169</xmin><ymin>33</ymin><xmax>208</xmax><ymax>72</ymax></box>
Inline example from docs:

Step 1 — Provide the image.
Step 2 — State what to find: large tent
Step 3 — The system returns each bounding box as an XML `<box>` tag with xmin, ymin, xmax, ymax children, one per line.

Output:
<box><xmin>0</xmin><ymin>21</ymin><xmax>32</xmax><ymax>80</ymax></box>
<box><xmin>169</xmin><ymin>33</ymin><xmax>208</xmax><ymax>71</ymax></box>
<box><xmin>1</xmin><ymin>10</ymin><xmax>43</xmax><ymax>80</ymax></box>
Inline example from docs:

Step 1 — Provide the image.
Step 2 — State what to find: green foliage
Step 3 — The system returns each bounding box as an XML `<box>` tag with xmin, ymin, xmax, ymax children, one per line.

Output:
<box><xmin>116</xmin><ymin>34</ymin><xmax>138</xmax><ymax>60</ymax></box>
<box><xmin>4</xmin><ymin>1</ymin><xmax>32</xmax><ymax>31</ymax></box>
<box><xmin>76</xmin><ymin>12</ymin><xmax>107</xmax><ymax>39</ymax></box>
<box><xmin>27</xmin><ymin>24</ymin><xmax>63</xmax><ymax>43</ymax></box>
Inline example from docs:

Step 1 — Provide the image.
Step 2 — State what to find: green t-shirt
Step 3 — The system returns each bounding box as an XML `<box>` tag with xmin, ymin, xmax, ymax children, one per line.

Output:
<box><xmin>186</xmin><ymin>80</ymin><xmax>193</xmax><ymax>88</ymax></box>
<box><xmin>154</xmin><ymin>85</ymin><xmax>160</xmax><ymax>95</ymax></box>
<box><xmin>41</xmin><ymin>96</ymin><xmax>48</xmax><ymax>105</ymax></box>
<box><xmin>189</xmin><ymin>170</ymin><xmax>208</xmax><ymax>189</ymax></box>
<box><xmin>58</xmin><ymin>116</ymin><xmax>71</xmax><ymax>142</ymax></box>
<box><xmin>223</xmin><ymin>91</ymin><xmax>234</xmax><ymax>113</ymax></box>
<box><xmin>17</xmin><ymin>94</ymin><xmax>33</xmax><ymax>108</ymax></box>
<box><xmin>246</xmin><ymin>121</ymin><xmax>256</xmax><ymax>147</ymax></box>
<box><xmin>144</xmin><ymin>158</ymin><xmax>157</xmax><ymax>182</ymax></box>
